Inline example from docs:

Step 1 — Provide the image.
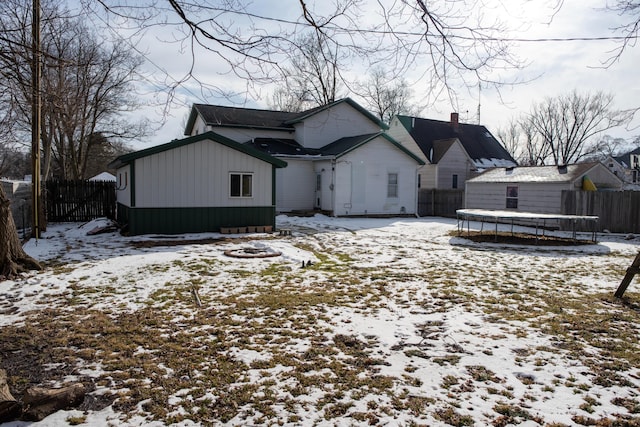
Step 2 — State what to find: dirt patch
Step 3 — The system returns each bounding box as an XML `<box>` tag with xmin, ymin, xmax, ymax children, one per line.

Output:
<box><xmin>455</xmin><ymin>231</ymin><xmax>593</xmax><ymax>246</ymax></box>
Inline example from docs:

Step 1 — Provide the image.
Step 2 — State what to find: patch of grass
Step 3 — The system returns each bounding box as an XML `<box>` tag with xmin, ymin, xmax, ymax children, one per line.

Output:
<box><xmin>433</xmin><ymin>406</ymin><xmax>474</xmax><ymax>426</ymax></box>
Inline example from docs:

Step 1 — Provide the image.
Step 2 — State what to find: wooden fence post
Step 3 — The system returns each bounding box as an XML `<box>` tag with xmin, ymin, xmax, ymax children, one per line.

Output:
<box><xmin>614</xmin><ymin>252</ymin><xmax>640</xmax><ymax>298</ymax></box>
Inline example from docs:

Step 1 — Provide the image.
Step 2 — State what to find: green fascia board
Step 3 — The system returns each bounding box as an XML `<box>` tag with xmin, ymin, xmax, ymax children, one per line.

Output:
<box><xmin>108</xmin><ymin>131</ymin><xmax>288</xmax><ymax>169</ymax></box>
<box><xmin>395</xmin><ymin>115</ymin><xmax>414</xmax><ymax>132</ymax></box>
<box><xmin>326</xmin><ymin>132</ymin><xmax>425</xmax><ymax>165</ymax></box>
<box><xmin>284</xmin><ymin>98</ymin><xmax>389</xmax><ymax>130</ymax></box>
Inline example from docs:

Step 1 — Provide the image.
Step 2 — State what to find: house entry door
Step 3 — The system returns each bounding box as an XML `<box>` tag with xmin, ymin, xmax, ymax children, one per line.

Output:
<box><xmin>315</xmin><ymin>173</ymin><xmax>322</xmax><ymax>209</ymax></box>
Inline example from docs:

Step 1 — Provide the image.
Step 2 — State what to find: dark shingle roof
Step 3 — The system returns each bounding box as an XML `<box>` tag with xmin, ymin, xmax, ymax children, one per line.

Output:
<box><xmin>185</xmin><ymin>98</ymin><xmax>388</xmax><ymax>135</ymax></box>
<box><xmin>397</xmin><ymin>115</ymin><xmax>516</xmax><ymax>167</ymax></box>
<box><xmin>244</xmin><ymin>138</ymin><xmax>321</xmax><ymax>156</ymax></box>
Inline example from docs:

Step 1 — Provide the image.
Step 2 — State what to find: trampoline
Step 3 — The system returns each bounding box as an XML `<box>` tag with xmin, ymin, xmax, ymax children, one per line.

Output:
<box><xmin>456</xmin><ymin>209</ymin><xmax>600</xmax><ymax>243</ymax></box>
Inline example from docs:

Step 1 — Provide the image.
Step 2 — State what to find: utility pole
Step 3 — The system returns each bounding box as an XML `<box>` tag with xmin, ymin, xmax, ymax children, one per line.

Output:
<box><xmin>31</xmin><ymin>0</ymin><xmax>41</xmax><ymax>239</ymax></box>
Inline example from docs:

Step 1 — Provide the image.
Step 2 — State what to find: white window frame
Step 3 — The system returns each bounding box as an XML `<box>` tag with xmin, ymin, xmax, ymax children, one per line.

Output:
<box><xmin>229</xmin><ymin>172</ymin><xmax>253</xmax><ymax>198</ymax></box>
<box><xmin>506</xmin><ymin>185</ymin><xmax>518</xmax><ymax>209</ymax></box>
<box><xmin>387</xmin><ymin>173</ymin><xmax>398</xmax><ymax>198</ymax></box>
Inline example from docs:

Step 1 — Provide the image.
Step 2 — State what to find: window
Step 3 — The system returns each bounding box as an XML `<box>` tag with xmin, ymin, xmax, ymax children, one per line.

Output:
<box><xmin>387</xmin><ymin>173</ymin><xmax>398</xmax><ymax>198</ymax></box>
<box><xmin>316</xmin><ymin>173</ymin><xmax>322</xmax><ymax>191</ymax></box>
<box><xmin>230</xmin><ymin>173</ymin><xmax>253</xmax><ymax>197</ymax></box>
<box><xmin>417</xmin><ymin>174</ymin><xmax>421</xmax><ymax>189</ymax></box>
<box><xmin>506</xmin><ymin>186</ymin><xmax>518</xmax><ymax>209</ymax></box>
<box><xmin>452</xmin><ymin>174</ymin><xmax>458</xmax><ymax>189</ymax></box>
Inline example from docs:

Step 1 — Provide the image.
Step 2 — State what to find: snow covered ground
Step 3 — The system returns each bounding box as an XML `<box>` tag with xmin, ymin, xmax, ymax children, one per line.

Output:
<box><xmin>1</xmin><ymin>215</ymin><xmax>640</xmax><ymax>426</ymax></box>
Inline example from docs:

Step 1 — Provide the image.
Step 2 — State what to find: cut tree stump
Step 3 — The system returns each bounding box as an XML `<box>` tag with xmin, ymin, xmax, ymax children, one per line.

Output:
<box><xmin>22</xmin><ymin>383</ymin><xmax>86</xmax><ymax>421</ymax></box>
<box><xmin>0</xmin><ymin>369</ymin><xmax>21</xmax><ymax>423</ymax></box>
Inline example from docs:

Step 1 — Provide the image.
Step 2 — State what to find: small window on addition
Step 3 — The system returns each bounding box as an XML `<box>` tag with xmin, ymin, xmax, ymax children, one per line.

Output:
<box><xmin>230</xmin><ymin>173</ymin><xmax>253</xmax><ymax>198</ymax></box>
<box><xmin>506</xmin><ymin>185</ymin><xmax>518</xmax><ymax>209</ymax></box>
<box><xmin>452</xmin><ymin>174</ymin><xmax>458</xmax><ymax>189</ymax></box>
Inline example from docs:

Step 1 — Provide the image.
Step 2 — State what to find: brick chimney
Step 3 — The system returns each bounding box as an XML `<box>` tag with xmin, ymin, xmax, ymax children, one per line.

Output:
<box><xmin>450</xmin><ymin>112</ymin><xmax>459</xmax><ymax>132</ymax></box>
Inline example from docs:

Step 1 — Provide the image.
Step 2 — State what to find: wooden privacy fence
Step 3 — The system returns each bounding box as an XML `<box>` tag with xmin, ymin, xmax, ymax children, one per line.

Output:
<box><xmin>418</xmin><ymin>189</ymin><xmax>464</xmax><ymax>218</ymax></box>
<box><xmin>561</xmin><ymin>190</ymin><xmax>640</xmax><ymax>234</ymax></box>
<box><xmin>46</xmin><ymin>180</ymin><xmax>116</xmax><ymax>222</ymax></box>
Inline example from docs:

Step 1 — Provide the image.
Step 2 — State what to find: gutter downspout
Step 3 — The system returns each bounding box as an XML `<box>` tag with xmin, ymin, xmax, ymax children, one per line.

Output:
<box><xmin>331</xmin><ymin>158</ymin><xmax>337</xmax><ymax>217</ymax></box>
<box><xmin>415</xmin><ymin>165</ymin><xmax>420</xmax><ymax>218</ymax></box>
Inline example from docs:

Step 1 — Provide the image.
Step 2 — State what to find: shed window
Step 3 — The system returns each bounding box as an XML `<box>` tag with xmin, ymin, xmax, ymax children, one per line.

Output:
<box><xmin>506</xmin><ymin>186</ymin><xmax>518</xmax><ymax>209</ymax></box>
<box><xmin>230</xmin><ymin>173</ymin><xmax>253</xmax><ymax>198</ymax></box>
<box><xmin>387</xmin><ymin>173</ymin><xmax>398</xmax><ymax>198</ymax></box>
<box><xmin>452</xmin><ymin>174</ymin><xmax>458</xmax><ymax>189</ymax></box>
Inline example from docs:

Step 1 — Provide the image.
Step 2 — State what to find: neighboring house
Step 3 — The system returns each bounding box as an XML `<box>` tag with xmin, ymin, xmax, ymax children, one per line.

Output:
<box><xmin>108</xmin><ymin>132</ymin><xmax>287</xmax><ymax>235</ymax></box>
<box><xmin>1</xmin><ymin>179</ymin><xmax>31</xmax><ymax>231</ymax></box>
<box><xmin>465</xmin><ymin>162</ymin><xmax>623</xmax><ymax>214</ymax></box>
<box><xmin>604</xmin><ymin>147</ymin><xmax>640</xmax><ymax>189</ymax></box>
<box><xmin>185</xmin><ymin>98</ymin><xmax>425</xmax><ymax>216</ymax></box>
<box><xmin>387</xmin><ymin>112</ymin><xmax>517</xmax><ymax>190</ymax></box>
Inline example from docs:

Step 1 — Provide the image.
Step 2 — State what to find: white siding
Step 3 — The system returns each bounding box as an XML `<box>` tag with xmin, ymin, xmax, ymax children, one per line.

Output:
<box><xmin>296</xmin><ymin>103</ymin><xmax>381</xmax><ymax>149</ymax></box>
<box><xmin>418</xmin><ymin>164</ymin><xmax>437</xmax><ymax>189</ymax></box>
<box><xmin>465</xmin><ymin>182</ymin><xmax>569</xmax><ymax>214</ymax></box>
<box><xmin>115</xmin><ymin>165</ymin><xmax>132</xmax><ymax>207</ymax></box>
<box><xmin>275</xmin><ymin>159</ymin><xmax>316</xmax><ymax>212</ymax></box>
<box><xmin>332</xmin><ymin>136</ymin><xmax>418</xmax><ymax>215</ymax></box>
<box><xmin>436</xmin><ymin>142</ymin><xmax>473</xmax><ymax>189</ymax></box>
<box><xmin>134</xmin><ymin>138</ymin><xmax>273</xmax><ymax>208</ymax></box>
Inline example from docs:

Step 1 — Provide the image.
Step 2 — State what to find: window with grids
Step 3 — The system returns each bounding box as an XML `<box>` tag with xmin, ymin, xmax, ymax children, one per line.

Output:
<box><xmin>387</xmin><ymin>173</ymin><xmax>398</xmax><ymax>198</ymax></box>
<box><xmin>230</xmin><ymin>173</ymin><xmax>253</xmax><ymax>198</ymax></box>
<box><xmin>506</xmin><ymin>186</ymin><xmax>518</xmax><ymax>209</ymax></box>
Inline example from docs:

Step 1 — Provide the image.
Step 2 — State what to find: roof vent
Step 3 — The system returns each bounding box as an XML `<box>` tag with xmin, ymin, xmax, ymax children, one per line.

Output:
<box><xmin>558</xmin><ymin>165</ymin><xmax>568</xmax><ymax>174</ymax></box>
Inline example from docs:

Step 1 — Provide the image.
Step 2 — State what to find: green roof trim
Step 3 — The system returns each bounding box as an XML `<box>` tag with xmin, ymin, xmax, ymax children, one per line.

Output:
<box><xmin>284</xmin><ymin>98</ymin><xmax>389</xmax><ymax>130</ymax></box>
<box><xmin>395</xmin><ymin>115</ymin><xmax>414</xmax><ymax>132</ymax></box>
<box><xmin>108</xmin><ymin>131</ymin><xmax>288</xmax><ymax>169</ymax></box>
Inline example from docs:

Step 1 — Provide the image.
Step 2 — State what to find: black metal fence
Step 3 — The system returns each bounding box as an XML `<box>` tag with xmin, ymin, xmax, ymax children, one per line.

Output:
<box><xmin>46</xmin><ymin>180</ymin><xmax>116</xmax><ymax>222</ymax></box>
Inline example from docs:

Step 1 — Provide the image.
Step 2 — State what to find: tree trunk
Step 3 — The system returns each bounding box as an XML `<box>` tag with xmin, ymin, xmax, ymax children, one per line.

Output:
<box><xmin>22</xmin><ymin>383</ymin><xmax>85</xmax><ymax>421</ymax></box>
<box><xmin>0</xmin><ymin>369</ymin><xmax>21</xmax><ymax>423</ymax></box>
<box><xmin>0</xmin><ymin>184</ymin><xmax>41</xmax><ymax>280</ymax></box>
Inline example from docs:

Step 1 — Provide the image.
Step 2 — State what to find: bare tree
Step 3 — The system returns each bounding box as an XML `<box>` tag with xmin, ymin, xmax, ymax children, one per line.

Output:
<box><xmin>604</xmin><ymin>0</ymin><xmax>640</xmax><ymax>64</ymax></box>
<box><xmin>526</xmin><ymin>91</ymin><xmax>635</xmax><ymax>165</ymax></box>
<box><xmin>358</xmin><ymin>67</ymin><xmax>421</xmax><ymax>124</ymax></box>
<box><xmin>496</xmin><ymin>117</ymin><xmax>552</xmax><ymax>166</ymax></box>
<box><xmin>81</xmin><ymin>0</ymin><xmax>529</xmax><ymax>108</ymax></box>
<box><xmin>0</xmin><ymin>0</ymin><xmax>146</xmax><ymax>181</ymax></box>
<box><xmin>0</xmin><ymin>184</ymin><xmax>41</xmax><ymax>279</ymax></box>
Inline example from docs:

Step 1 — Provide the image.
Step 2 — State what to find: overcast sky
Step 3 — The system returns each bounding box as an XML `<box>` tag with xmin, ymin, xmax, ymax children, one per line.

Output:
<box><xmin>109</xmin><ymin>0</ymin><xmax>640</xmax><ymax>149</ymax></box>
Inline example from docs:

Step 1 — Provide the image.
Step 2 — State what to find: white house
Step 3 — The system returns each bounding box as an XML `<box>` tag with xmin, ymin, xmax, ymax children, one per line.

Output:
<box><xmin>387</xmin><ymin>113</ymin><xmax>517</xmax><ymax>190</ymax></box>
<box><xmin>184</xmin><ymin>98</ymin><xmax>425</xmax><ymax>216</ymax></box>
<box><xmin>465</xmin><ymin>162</ymin><xmax>624</xmax><ymax>214</ymax></box>
<box><xmin>604</xmin><ymin>147</ymin><xmax>640</xmax><ymax>189</ymax></box>
<box><xmin>108</xmin><ymin>132</ymin><xmax>287</xmax><ymax>235</ymax></box>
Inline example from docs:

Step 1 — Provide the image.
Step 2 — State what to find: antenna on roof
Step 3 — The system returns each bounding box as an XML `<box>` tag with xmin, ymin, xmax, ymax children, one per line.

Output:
<box><xmin>477</xmin><ymin>82</ymin><xmax>481</xmax><ymax>124</ymax></box>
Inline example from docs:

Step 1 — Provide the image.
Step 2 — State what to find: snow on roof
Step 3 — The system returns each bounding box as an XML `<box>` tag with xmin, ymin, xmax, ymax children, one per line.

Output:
<box><xmin>467</xmin><ymin>163</ymin><xmax>600</xmax><ymax>184</ymax></box>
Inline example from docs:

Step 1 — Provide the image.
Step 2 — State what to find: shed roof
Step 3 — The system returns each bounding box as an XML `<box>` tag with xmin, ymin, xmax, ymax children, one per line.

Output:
<box><xmin>466</xmin><ymin>162</ymin><xmax>606</xmax><ymax>184</ymax></box>
<box><xmin>396</xmin><ymin>115</ymin><xmax>516</xmax><ymax>167</ymax></box>
<box><xmin>108</xmin><ymin>131</ymin><xmax>288</xmax><ymax>169</ymax></box>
